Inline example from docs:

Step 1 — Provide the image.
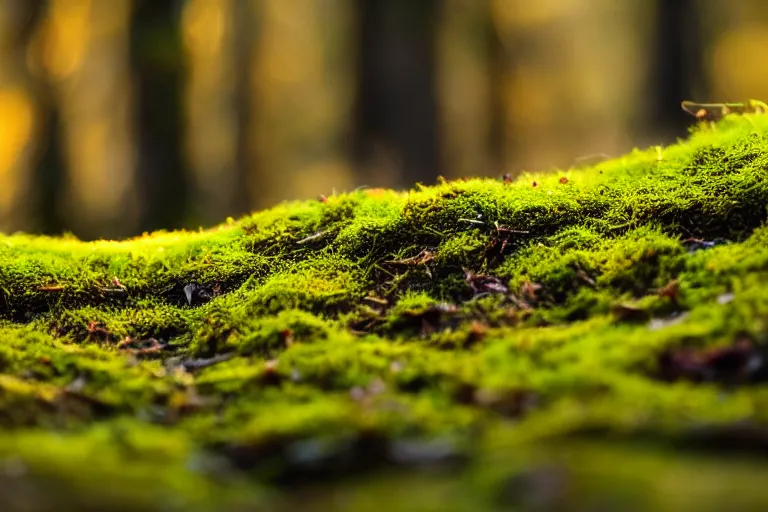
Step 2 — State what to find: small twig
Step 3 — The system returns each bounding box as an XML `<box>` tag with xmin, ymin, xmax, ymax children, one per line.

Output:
<box><xmin>38</xmin><ymin>285</ymin><xmax>64</xmax><ymax>292</ymax></box>
<box><xmin>296</xmin><ymin>230</ymin><xmax>328</xmax><ymax>245</ymax></box>
<box><xmin>178</xmin><ymin>353</ymin><xmax>235</xmax><ymax>371</ymax></box>
<box><xmin>385</xmin><ymin>249</ymin><xmax>435</xmax><ymax>266</ymax></box>
<box><xmin>458</xmin><ymin>218</ymin><xmax>486</xmax><ymax>226</ymax></box>
<box><xmin>362</xmin><ymin>296</ymin><xmax>389</xmax><ymax>306</ymax></box>
<box><xmin>117</xmin><ymin>337</ymin><xmax>166</xmax><ymax>356</ymax></box>
<box><xmin>101</xmin><ymin>288</ymin><xmax>128</xmax><ymax>295</ymax></box>
<box><xmin>494</xmin><ymin>221</ymin><xmax>529</xmax><ymax>234</ymax></box>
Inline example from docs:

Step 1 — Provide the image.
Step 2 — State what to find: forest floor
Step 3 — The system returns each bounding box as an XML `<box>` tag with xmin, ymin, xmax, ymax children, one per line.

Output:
<box><xmin>2</xmin><ymin>114</ymin><xmax>768</xmax><ymax>511</ymax></box>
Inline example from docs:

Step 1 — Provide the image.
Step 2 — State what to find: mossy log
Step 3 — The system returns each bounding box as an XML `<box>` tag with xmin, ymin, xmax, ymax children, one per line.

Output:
<box><xmin>3</xmin><ymin>115</ymin><xmax>768</xmax><ymax>511</ymax></box>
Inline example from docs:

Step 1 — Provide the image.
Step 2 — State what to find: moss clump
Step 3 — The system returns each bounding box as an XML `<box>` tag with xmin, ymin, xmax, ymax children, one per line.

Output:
<box><xmin>3</xmin><ymin>115</ymin><xmax>768</xmax><ymax>510</ymax></box>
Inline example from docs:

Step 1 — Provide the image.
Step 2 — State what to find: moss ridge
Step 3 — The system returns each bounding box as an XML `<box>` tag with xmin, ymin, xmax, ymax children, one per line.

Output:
<box><xmin>1</xmin><ymin>115</ymin><xmax>768</xmax><ymax>510</ymax></box>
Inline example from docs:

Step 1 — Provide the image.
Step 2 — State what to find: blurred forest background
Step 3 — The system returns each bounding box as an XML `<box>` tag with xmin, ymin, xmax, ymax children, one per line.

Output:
<box><xmin>0</xmin><ymin>0</ymin><xmax>766</xmax><ymax>239</ymax></box>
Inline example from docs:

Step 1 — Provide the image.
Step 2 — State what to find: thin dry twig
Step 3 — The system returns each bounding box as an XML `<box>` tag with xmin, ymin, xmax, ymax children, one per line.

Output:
<box><xmin>296</xmin><ymin>230</ymin><xmax>328</xmax><ymax>245</ymax></box>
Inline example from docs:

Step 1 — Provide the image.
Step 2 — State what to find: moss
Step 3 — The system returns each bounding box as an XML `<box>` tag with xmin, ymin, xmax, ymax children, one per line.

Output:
<box><xmin>3</xmin><ymin>115</ymin><xmax>768</xmax><ymax>509</ymax></box>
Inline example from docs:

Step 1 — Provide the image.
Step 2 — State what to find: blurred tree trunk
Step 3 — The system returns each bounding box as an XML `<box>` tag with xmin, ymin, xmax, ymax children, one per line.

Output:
<box><xmin>37</xmin><ymin>0</ymin><xmax>137</xmax><ymax>240</ymax></box>
<box><xmin>435</xmin><ymin>0</ymin><xmax>501</xmax><ymax>180</ymax></box>
<box><xmin>130</xmin><ymin>0</ymin><xmax>188</xmax><ymax>233</ymax></box>
<box><xmin>33</xmin><ymin>104</ymin><xmax>65</xmax><ymax>235</ymax></box>
<box><xmin>249</xmin><ymin>0</ymin><xmax>355</xmax><ymax>208</ymax></box>
<box><xmin>698</xmin><ymin>1</ymin><xmax>768</xmax><ymax>107</ymax></box>
<box><xmin>647</xmin><ymin>0</ymin><xmax>707</xmax><ymax>138</ymax></box>
<box><xmin>486</xmin><ymin>5</ymin><xmax>506</xmax><ymax>176</ymax></box>
<box><xmin>181</xmin><ymin>0</ymin><xmax>251</xmax><ymax>227</ymax></box>
<box><xmin>491</xmin><ymin>1</ymin><xmax>649</xmax><ymax>173</ymax></box>
<box><xmin>231</xmin><ymin>0</ymin><xmax>253</xmax><ymax>216</ymax></box>
<box><xmin>353</xmin><ymin>0</ymin><xmax>441</xmax><ymax>188</ymax></box>
<box><xmin>20</xmin><ymin>0</ymin><xmax>66</xmax><ymax>235</ymax></box>
<box><xmin>0</xmin><ymin>0</ymin><xmax>49</xmax><ymax>232</ymax></box>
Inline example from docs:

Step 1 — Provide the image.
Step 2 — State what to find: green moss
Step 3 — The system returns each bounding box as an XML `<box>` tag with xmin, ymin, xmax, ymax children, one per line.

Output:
<box><xmin>3</xmin><ymin>115</ymin><xmax>768</xmax><ymax>509</ymax></box>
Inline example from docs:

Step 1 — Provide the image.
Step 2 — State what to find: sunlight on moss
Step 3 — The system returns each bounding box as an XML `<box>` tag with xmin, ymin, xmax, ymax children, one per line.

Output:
<box><xmin>2</xmin><ymin>114</ymin><xmax>768</xmax><ymax>509</ymax></box>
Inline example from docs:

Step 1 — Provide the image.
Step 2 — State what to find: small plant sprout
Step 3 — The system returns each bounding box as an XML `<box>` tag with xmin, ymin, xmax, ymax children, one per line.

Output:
<box><xmin>681</xmin><ymin>99</ymin><xmax>768</xmax><ymax>121</ymax></box>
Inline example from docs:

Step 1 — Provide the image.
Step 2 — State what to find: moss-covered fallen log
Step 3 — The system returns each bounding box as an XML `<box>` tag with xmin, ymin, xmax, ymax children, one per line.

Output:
<box><xmin>2</xmin><ymin>115</ymin><xmax>768</xmax><ymax>510</ymax></box>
